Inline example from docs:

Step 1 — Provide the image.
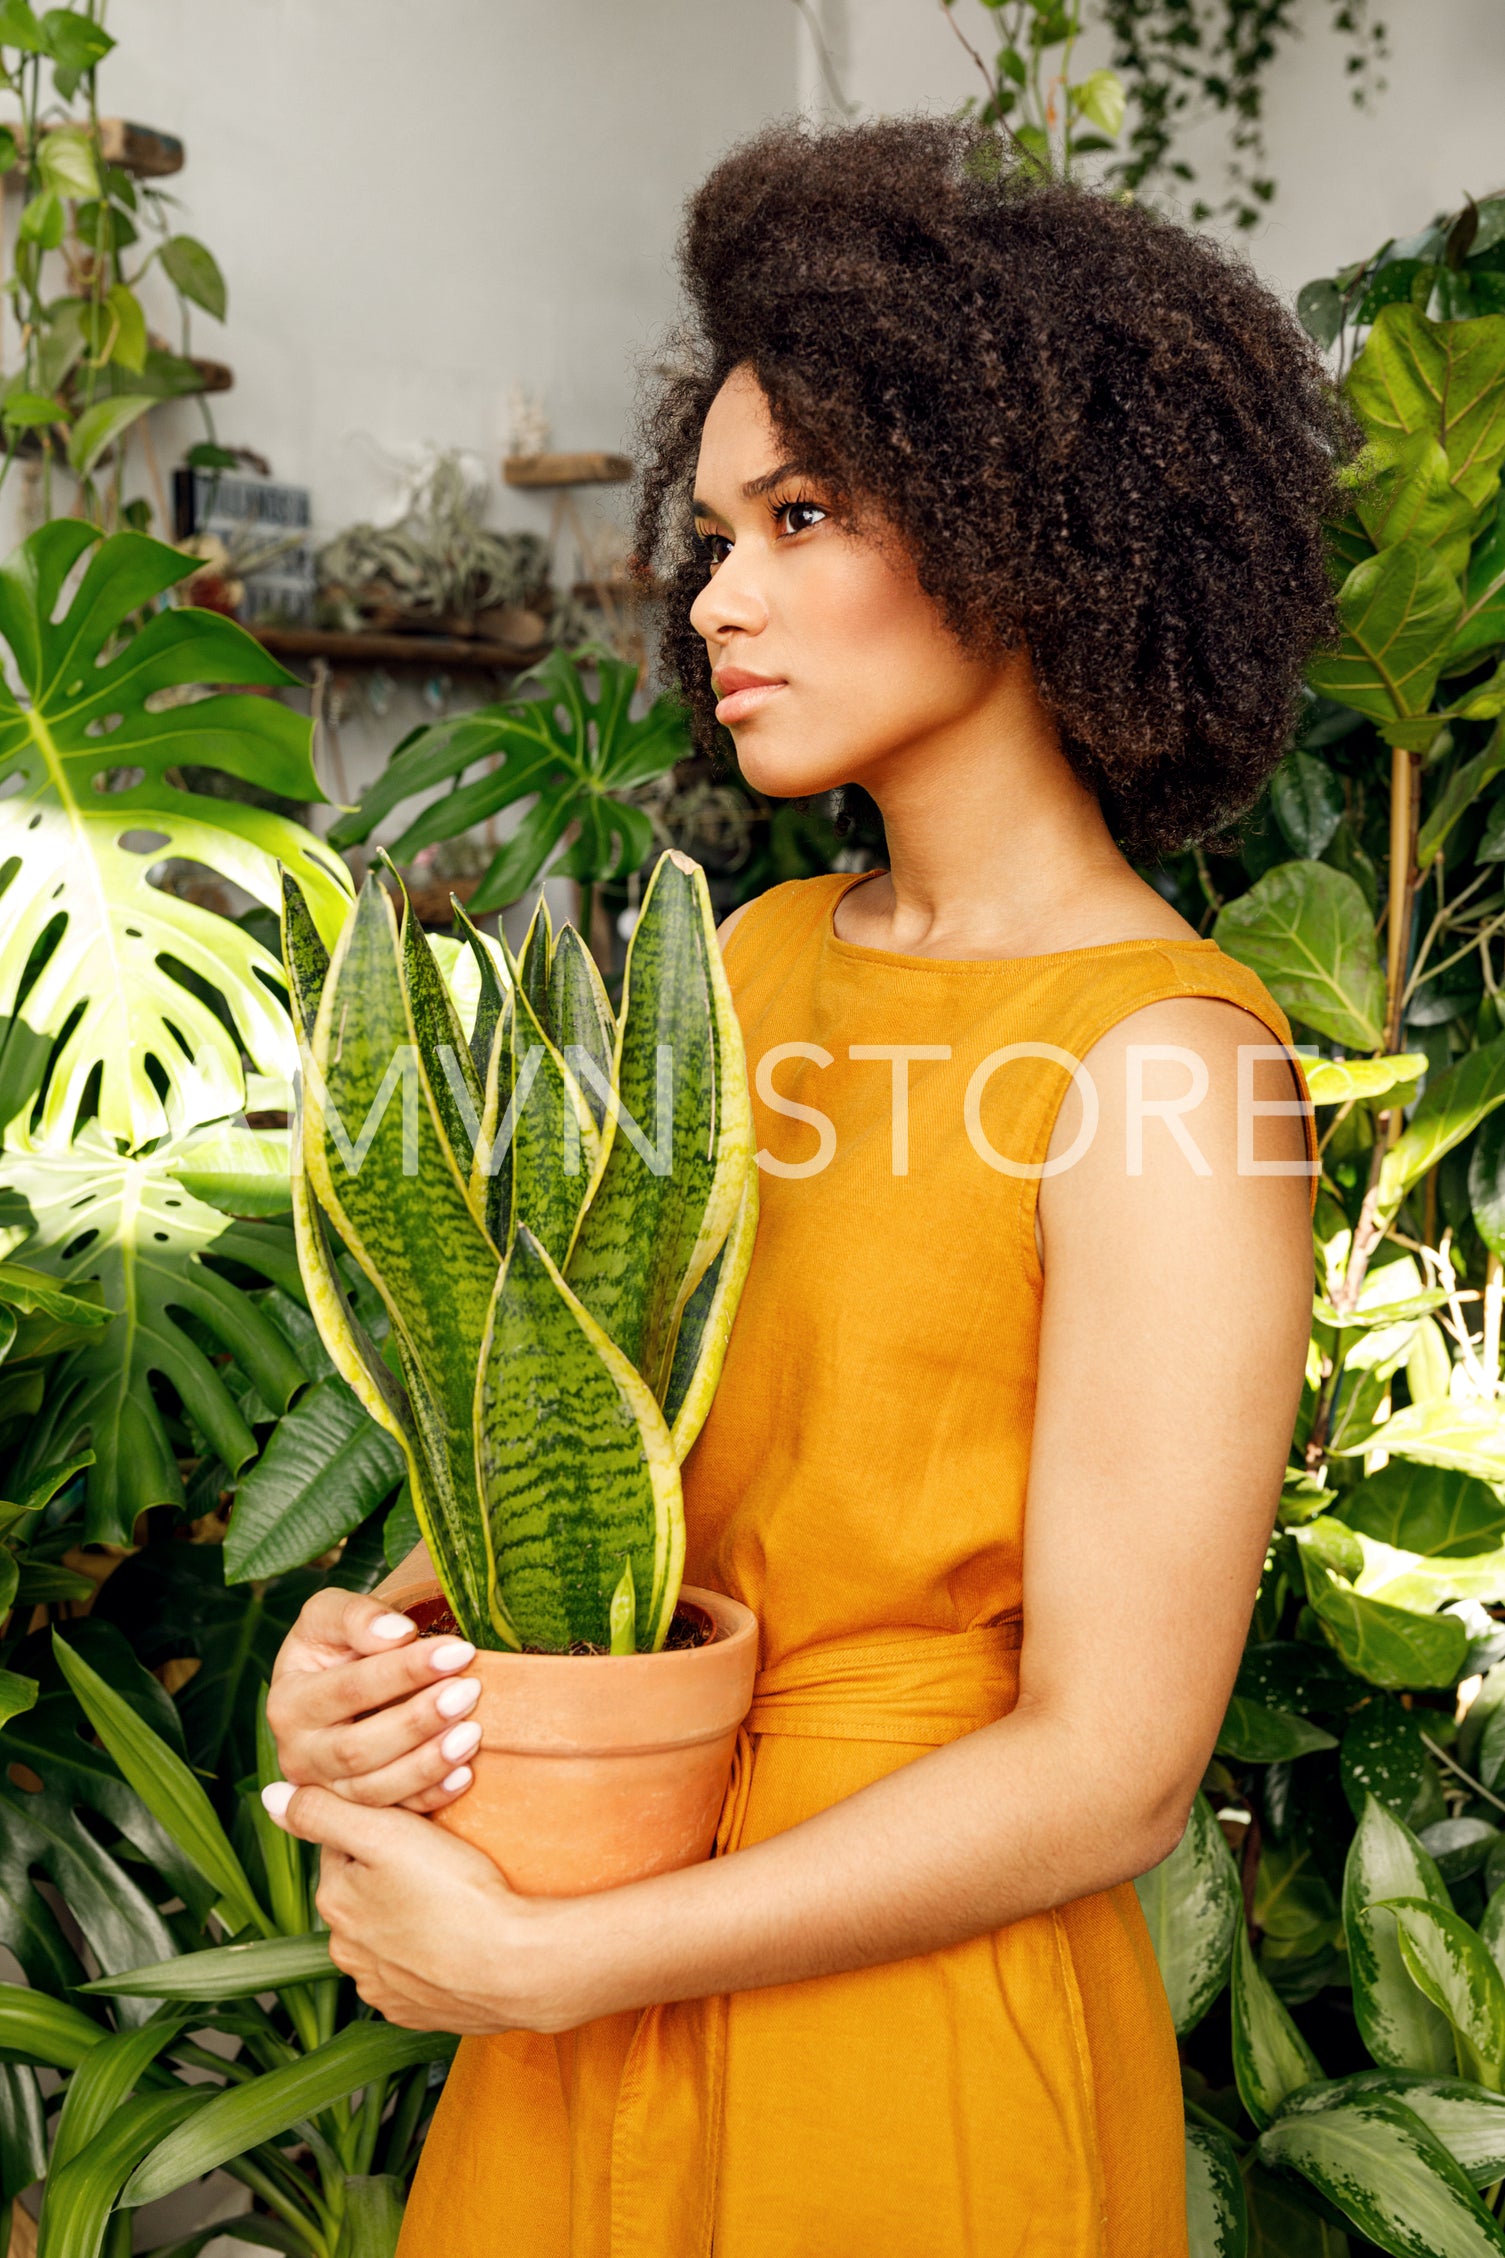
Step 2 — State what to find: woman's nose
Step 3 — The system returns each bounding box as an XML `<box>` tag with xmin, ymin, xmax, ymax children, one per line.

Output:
<box><xmin>690</xmin><ymin>549</ymin><xmax>768</xmax><ymax>644</ymax></box>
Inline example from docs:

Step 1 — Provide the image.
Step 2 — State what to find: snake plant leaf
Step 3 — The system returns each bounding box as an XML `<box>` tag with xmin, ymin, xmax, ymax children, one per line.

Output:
<box><xmin>0</xmin><ymin>520</ymin><xmax>352</xmax><ymax>1148</ymax></box>
<box><xmin>517</xmin><ymin>893</ymin><xmax>553</xmax><ymax>1033</ymax></box>
<box><xmin>1349</xmin><ymin>305</ymin><xmax>1505</xmax><ymax>511</ymax></box>
<box><xmin>663</xmin><ymin>1163</ymin><xmax>759</xmax><ymax>1462</ymax></box>
<box><xmin>1345</xmin><ymin>1798</ymin><xmax>1456</xmax><ymax>2074</ymax></box>
<box><xmin>550</xmin><ymin>923</ymin><xmax>616</xmax><ymax>1127</ymax></box>
<box><xmin>567</xmin><ymin>852</ymin><xmax>753</xmax><ymax>1401</ymax></box>
<box><xmin>450</xmin><ymin>895</ymin><xmax>513</xmax><ymax>1084</ymax></box>
<box><xmin>1384</xmin><ymin>1897</ymin><xmax>1505</xmax><ymax>2088</ymax></box>
<box><xmin>302</xmin><ymin>874</ymin><xmax>499</xmax><ymax>1645</ymax></box>
<box><xmin>326</xmin><ymin>647</ymin><xmax>688</xmax><ymax>912</ymax></box>
<box><xmin>379</xmin><ymin>853</ymin><xmax>484</xmax><ymax>1175</ymax></box>
<box><xmin>475</xmin><ymin>1226</ymin><xmax>682</xmax><ymax>1652</ymax></box>
<box><xmin>1232</xmin><ymin>1921</ymin><xmax>1324</xmax><ymax>2130</ymax></box>
<box><xmin>0</xmin><ymin>1127</ymin><xmax>307</xmax><ymax>1541</ymax></box>
<box><xmin>49</xmin><ymin>2007</ymin><xmax>191</xmax><ymax>2176</ymax></box>
<box><xmin>278</xmin><ymin>865</ymin><xmax>330</xmax><ymax>1042</ymax></box>
<box><xmin>1185</xmin><ymin>2119</ymin><xmax>1248</xmax><ymax>2258</ymax></box>
<box><xmin>39</xmin><ymin>2089</ymin><xmax>210</xmax><ymax>2258</ymax></box>
<box><xmin>1277</xmin><ymin>2070</ymin><xmax>1505</xmax><ymax>2188</ymax></box>
<box><xmin>472</xmin><ymin>981</ymin><xmax>599</xmax><ymax>1271</ymax></box>
<box><xmin>121</xmin><ymin>2023</ymin><xmax>458</xmax><ymax>2208</ymax></box>
<box><xmin>1214</xmin><ymin>862</ymin><xmax>1387</xmax><ymax>1052</ymax></box>
<box><xmin>1257</xmin><ymin>2091</ymin><xmax>1505</xmax><ymax>2258</ymax></box>
<box><xmin>53</xmin><ymin>1632</ymin><xmax>271</xmax><ymax>1939</ymax></box>
<box><xmin>1133</xmin><ymin>1791</ymin><xmax>1241</xmax><ymax>2037</ymax></box>
<box><xmin>223</xmin><ymin>1373</ymin><xmax>405</xmax><ymax>1582</ymax></box>
<box><xmin>82</xmin><ymin>1931</ymin><xmax>335</xmax><ymax>1999</ymax></box>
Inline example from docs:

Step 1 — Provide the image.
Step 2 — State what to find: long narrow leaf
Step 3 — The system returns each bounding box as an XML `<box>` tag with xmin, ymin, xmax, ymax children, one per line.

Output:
<box><xmin>49</xmin><ymin>2009</ymin><xmax>190</xmax><ymax>2175</ymax></box>
<box><xmin>1133</xmin><ymin>1792</ymin><xmax>1241</xmax><ymax>2037</ymax></box>
<box><xmin>38</xmin><ymin>2090</ymin><xmax>207</xmax><ymax>2258</ymax></box>
<box><xmin>1386</xmin><ymin>1896</ymin><xmax>1505</xmax><ymax>2088</ymax></box>
<box><xmin>121</xmin><ymin>2025</ymin><xmax>457</xmax><ymax>2207</ymax></box>
<box><xmin>80</xmin><ymin>1933</ymin><xmax>334</xmax><ymax>2001</ymax></box>
<box><xmin>1345</xmin><ymin>1797</ymin><xmax>1456</xmax><ymax>2073</ymax></box>
<box><xmin>1232</xmin><ymin>1921</ymin><xmax>1324</xmax><ymax>2130</ymax></box>
<box><xmin>663</xmin><ymin>1163</ymin><xmax>759</xmax><ymax>1463</ymax></box>
<box><xmin>51</xmin><ymin>1635</ymin><xmax>269</xmax><ymax>1939</ymax></box>
<box><xmin>0</xmin><ymin>1984</ymin><xmax>104</xmax><ymax>2070</ymax></box>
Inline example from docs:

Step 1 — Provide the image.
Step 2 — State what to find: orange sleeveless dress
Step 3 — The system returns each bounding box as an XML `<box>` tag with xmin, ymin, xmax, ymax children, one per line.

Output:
<box><xmin>400</xmin><ymin>871</ymin><xmax>1317</xmax><ymax>2258</ymax></box>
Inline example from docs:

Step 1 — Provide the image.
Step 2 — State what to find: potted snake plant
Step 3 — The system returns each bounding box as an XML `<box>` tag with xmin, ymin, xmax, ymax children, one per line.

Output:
<box><xmin>277</xmin><ymin>848</ymin><xmax>759</xmax><ymax>1895</ymax></box>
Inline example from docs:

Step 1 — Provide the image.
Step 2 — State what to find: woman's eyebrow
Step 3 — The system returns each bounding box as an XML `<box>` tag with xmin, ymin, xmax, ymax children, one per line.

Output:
<box><xmin>742</xmin><ymin>461</ymin><xmax>803</xmax><ymax>499</ymax></box>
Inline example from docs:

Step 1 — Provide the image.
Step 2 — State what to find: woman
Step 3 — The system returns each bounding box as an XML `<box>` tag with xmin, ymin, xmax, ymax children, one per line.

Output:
<box><xmin>263</xmin><ymin>118</ymin><xmax>1333</xmax><ymax>2257</ymax></box>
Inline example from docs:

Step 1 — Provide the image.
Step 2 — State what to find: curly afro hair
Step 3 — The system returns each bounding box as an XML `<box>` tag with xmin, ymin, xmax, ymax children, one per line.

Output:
<box><xmin>633</xmin><ymin>116</ymin><xmax>1346</xmax><ymax>863</ymax></box>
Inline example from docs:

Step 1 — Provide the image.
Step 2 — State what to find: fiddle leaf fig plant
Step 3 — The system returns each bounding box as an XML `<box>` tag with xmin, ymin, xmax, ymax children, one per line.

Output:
<box><xmin>281</xmin><ymin>847</ymin><xmax>756</xmax><ymax>1655</ymax></box>
<box><xmin>0</xmin><ymin>519</ymin><xmax>352</xmax><ymax>1152</ymax></box>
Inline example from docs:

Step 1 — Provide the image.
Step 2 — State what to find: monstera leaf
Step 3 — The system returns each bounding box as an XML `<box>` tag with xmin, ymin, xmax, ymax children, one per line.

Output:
<box><xmin>0</xmin><ymin>520</ymin><xmax>352</xmax><ymax>1151</ymax></box>
<box><xmin>0</xmin><ymin>1125</ymin><xmax>309</xmax><ymax>1541</ymax></box>
<box><xmin>326</xmin><ymin>645</ymin><xmax>688</xmax><ymax>912</ymax></box>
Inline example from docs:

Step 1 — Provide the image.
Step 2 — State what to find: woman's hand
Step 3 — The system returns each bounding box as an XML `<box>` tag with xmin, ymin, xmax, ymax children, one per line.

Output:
<box><xmin>265</xmin><ymin>1588</ymin><xmax>483</xmax><ymax>1815</ymax></box>
<box><xmin>260</xmin><ymin>1783</ymin><xmax>583</xmax><ymax>2035</ymax></box>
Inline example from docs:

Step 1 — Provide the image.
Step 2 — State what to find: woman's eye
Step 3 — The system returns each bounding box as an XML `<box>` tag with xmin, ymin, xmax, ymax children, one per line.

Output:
<box><xmin>778</xmin><ymin>500</ymin><xmax>827</xmax><ymax>536</ymax></box>
<box><xmin>696</xmin><ymin>529</ymin><xmax>731</xmax><ymax>567</ymax></box>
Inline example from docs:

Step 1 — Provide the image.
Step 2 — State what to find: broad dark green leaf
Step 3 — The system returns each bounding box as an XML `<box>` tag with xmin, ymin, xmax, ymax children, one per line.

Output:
<box><xmin>1381</xmin><ymin>1036</ymin><xmax>1505</xmax><ymax>1213</ymax></box>
<box><xmin>1218</xmin><ymin>1697</ymin><xmax>1338</xmax><ymax>1764</ymax></box>
<box><xmin>1419</xmin><ymin>1818</ymin><xmax>1501</xmax><ymax>1883</ymax></box>
<box><xmin>1214</xmin><ymin>862</ymin><xmax>1386</xmax><ymax>1050</ymax></box>
<box><xmin>1341</xmin><ymin>1463</ymin><xmax>1505</xmax><ymax>1559</ymax></box>
<box><xmin>1302</xmin><ymin>1556</ymin><xmax>1469</xmax><ymax>1689</ymax></box>
<box><xmin>224</xmin><ymin>1374</ymin><xmax>404</xmax><ymax>1582</ymax></box>
<box><xmin>1307</xmin><ymin>540</ymin><xmax>1462</xmax><ymax>739</ymax></box>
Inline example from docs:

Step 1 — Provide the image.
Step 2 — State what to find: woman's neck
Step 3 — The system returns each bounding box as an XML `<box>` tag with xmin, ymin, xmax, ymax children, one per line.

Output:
<box><xmin>836</xmin><ymin>660</ymin><xmax>1201</xmax><ymax>961</ymax></box>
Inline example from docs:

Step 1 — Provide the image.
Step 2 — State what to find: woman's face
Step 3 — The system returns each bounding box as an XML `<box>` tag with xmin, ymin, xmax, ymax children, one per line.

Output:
<box><xmin>689</xmin><ymin>366</ymin><xmax>1012</xmax><ymax>800</ymax></box>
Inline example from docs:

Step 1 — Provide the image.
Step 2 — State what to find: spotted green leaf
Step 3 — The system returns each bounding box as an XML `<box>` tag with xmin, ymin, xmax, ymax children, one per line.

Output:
<box><xmin>1133</xmin><ymin>1791</ymin><xmax>1240</xmax><ymax>2037</ymax></box>
<box><xmin>1186</xmin><ymin>2119</ymin><xmax>1248</xmax><ymax>2258</ymax></box>
<box><xmin>1385</xmin><ymin>1897</ymin><xmax>1505</xmax><ymax>2089</ymax></box>
<box><xmin>1344</xmin><ymin>1797</ymin><xmax>1455</xmax><ymax>2074</ymax></box>
<box><xmin>1277</xmin><ymin>2069</ymin><xmax>1505</xmax><ymax>2188</ymax></box>
<box><xmin>1258</xmin><ymin>2091</ymin><xmax>1505</xmax><ymax>2257</ymax></box>
<box><xmin>550</xmin><ymin>923</ymin><xmax>616</xmax><ymax>1128</ymax></box>
<box><xmin>1232</xmin><ymin>1920</ymin><xmax>1324</xmax><ymax>2130</ymax></box>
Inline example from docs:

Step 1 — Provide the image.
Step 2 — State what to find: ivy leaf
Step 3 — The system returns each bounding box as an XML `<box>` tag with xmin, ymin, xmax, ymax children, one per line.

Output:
<box><xmin>159</xmin><ymin>235</ymin><xmax>227</xmax><ymax>322</ymax></box>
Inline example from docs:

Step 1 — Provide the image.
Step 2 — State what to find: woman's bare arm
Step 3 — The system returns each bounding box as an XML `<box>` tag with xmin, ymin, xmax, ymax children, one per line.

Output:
<box><xmin>270</xmin><ymin>993</ymin><xmax>1314</xmax><ymax>2036</ymax></box>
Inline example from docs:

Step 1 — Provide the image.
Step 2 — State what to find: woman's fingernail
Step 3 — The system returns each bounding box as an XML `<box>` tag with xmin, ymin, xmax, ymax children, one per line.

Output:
<box><xmin>372</xmin><ymin>1613</ymin><xmax>413</xmax><ymax>1641</ymax></box>
<box><xmin>436</xmin><ymin>1676</ymin><xmax>481</xmax><ymax>1720</ymax></box>
<box><xmin>442</xmin><ymin>1765</ymin><xmax>473</xmax><ymax>1794</ymax></box>
<box><xmin>430</xmin><ymin>1640</ymin><xmax>476</xmax><ymax>1674</ymax></box>
<box><xmin>440</xmin><ymin>1718</ymin><xmax>482</xmax><ymax>1763</ymax></box>
<box><xmin>260</xmin><ymin>1781</ymin><xmax>296</xmax><ymax>1822</ymax></box>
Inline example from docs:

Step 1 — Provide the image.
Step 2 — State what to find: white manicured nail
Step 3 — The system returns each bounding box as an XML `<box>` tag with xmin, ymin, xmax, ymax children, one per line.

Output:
<box><xmin>442</xmin><ymin>1766</ymin><xmax>473</xmax><ymax>1794</ymax></box>
<box><xmin>260</xmin><ymin>1781</ymin><xmax>295</xmax><ymax>1822</ymax></box>
<box><xmin>372</xmin><ymin>1614</ymin><xmax>413</xmax><ymax>1641</ymax></box>
<box><xmin>435</xmin><ymin>1677</ymin><xmax>480</xmax><ymax>1720</ymax></box>
<box><xmin>430</xmin><ymin>1640</ymin><xmax>475</xmax><ymax>1674</ymax></box>
<box><xmin>440</xmin><ymin>1719</ymin><xmax>481</xmax><ymax>1763</ymax></box>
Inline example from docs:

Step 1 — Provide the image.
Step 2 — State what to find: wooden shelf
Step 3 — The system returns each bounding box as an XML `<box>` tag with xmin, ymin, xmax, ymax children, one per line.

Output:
<box><xmin>3</xmin><ymin>118</ymin><xmax>185</xmax><ymax>178</ymax></box>
<box><xmin>503</xmin><ymin>451</ymin><xmax>631</xmax><ymax>489</ymax></box>
<box><xmin>250</xmin><ymin>625</ymin><xmax>547</xmax><ymax>671</ymax></box>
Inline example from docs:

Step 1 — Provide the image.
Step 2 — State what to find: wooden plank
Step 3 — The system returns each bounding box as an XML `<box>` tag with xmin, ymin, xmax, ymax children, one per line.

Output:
<box><xmin>250</xmin><ymin>625</ymin><xmax>546</xmax><ymax>671</ymax></box>
<box><xmin>503</xmin><ymin>450</ymin><xmax>632</xmax><ymax>488</ymax></box>
<box><xmin>97</xmin><ymin>118</ymin><xmax>185</xmax><ymax>177</ymax></box>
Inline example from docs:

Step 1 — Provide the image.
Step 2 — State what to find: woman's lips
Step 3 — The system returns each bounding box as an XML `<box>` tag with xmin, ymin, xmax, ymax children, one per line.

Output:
<box><xmin>713</xmin><ymin>672</ymin><xmax>786</xmax><ymax>726</ymax></box>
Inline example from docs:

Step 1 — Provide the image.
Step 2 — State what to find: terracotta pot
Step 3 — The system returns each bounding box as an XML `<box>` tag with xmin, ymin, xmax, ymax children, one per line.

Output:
<box><xmin>376</xmin><ymin>1552</ymin><xmax>758</xmax><ymax>1897</ymax></box>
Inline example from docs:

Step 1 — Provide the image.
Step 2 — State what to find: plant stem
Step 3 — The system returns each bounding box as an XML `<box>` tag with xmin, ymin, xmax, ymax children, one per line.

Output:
<box><xmin>1419</xmin><ymin>1731</ymin><xmax>1505</xmax><ymax>1818</ymax></box>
